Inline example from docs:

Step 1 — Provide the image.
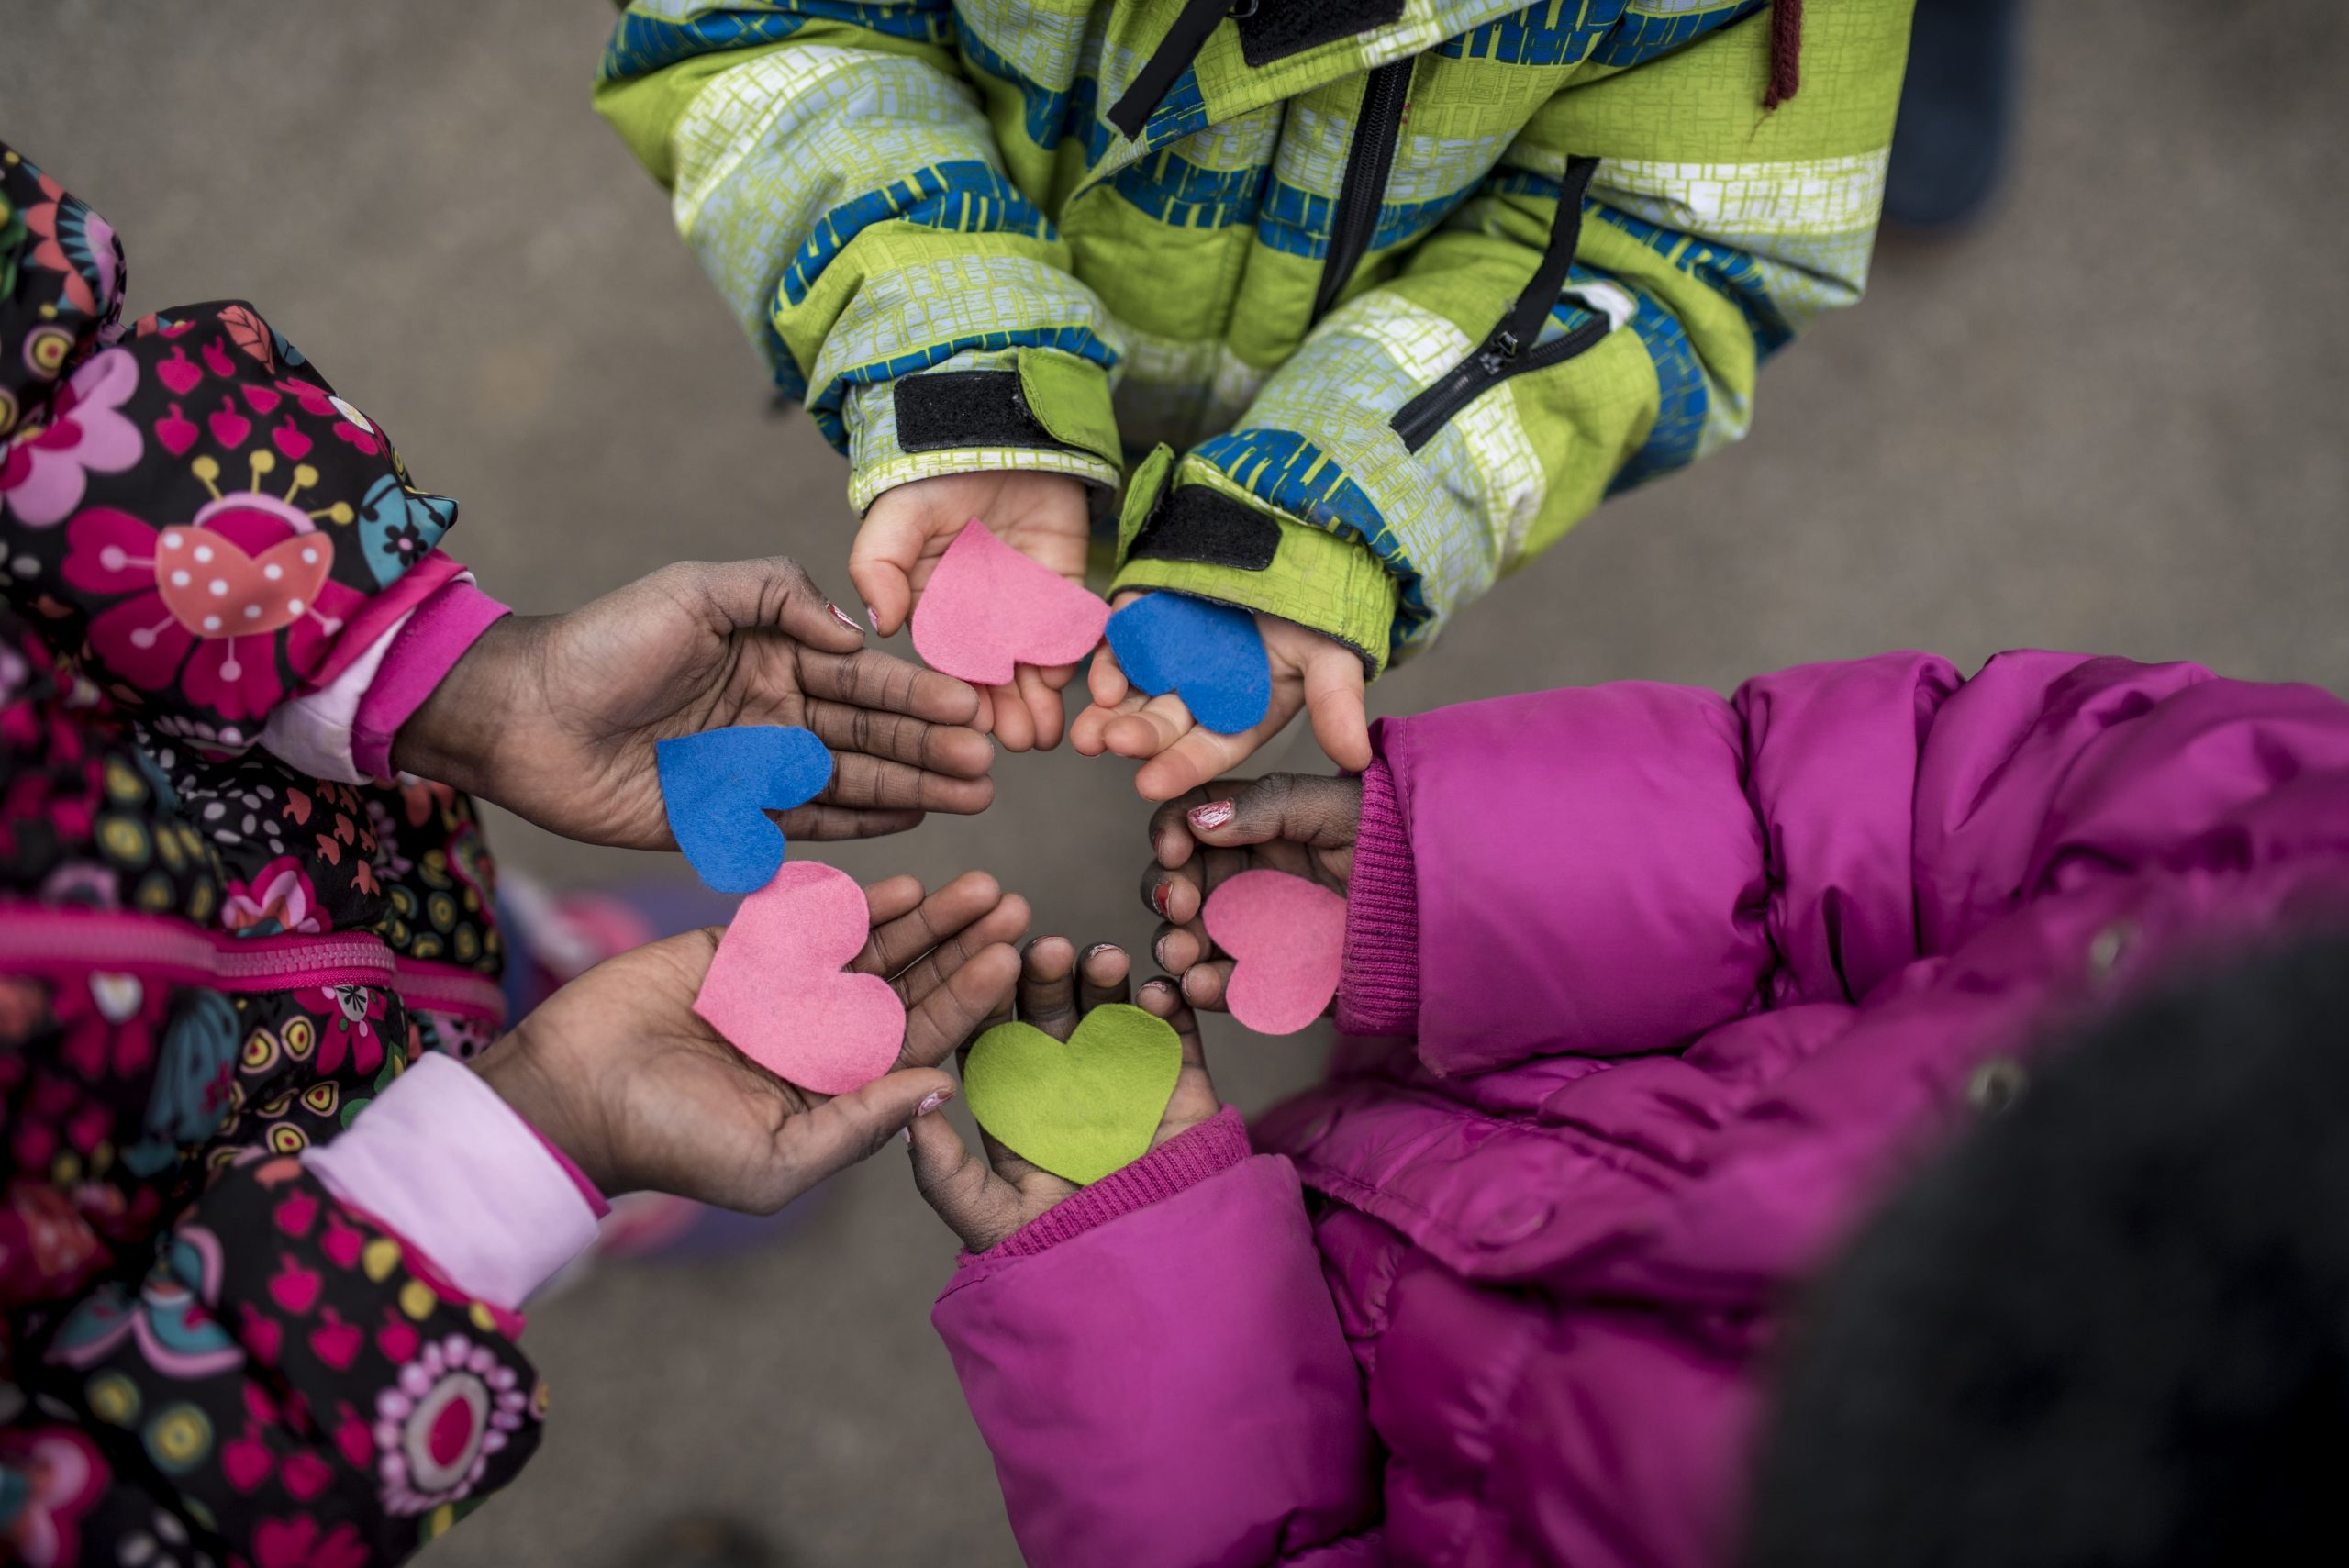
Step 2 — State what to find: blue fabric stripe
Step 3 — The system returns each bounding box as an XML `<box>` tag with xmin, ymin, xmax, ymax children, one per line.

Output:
<box><xmin>1257</xmin><ymin>182</ymin><xmax>1472</xmax><ymax>261</ymax></box>
<box><xmin>805</xmin><ymin>326</ymin><xmax>1119</xmax><ymax>450</ymax></box>
<box><xmin>958</xmin><ymin>25</ymin><xmax>1074</xmax><ymax>150</ymax></box>
<box><xmin>1110</xmin><ymin>150</ymin><xmax>1267</xmax><ymax>229</ymax></box>
<box><xmin>1192</xmin><ymin>428</ymin><xmax>1429</xmax><ymax>644</ymax></box>
<box><xmin>1591</xmin><ymin>0</ymin><xmax>1766</xmax><ymax>67</ymax></box>
<box><xmin>1435</xmin><ymin>0</ymin><xmax>1624</xmax><ymax>65</ymax></box>
<box><xmin>599</xmin><ymin>3</ymin><xmax>948</xmax><ymax>82</ymax></box>
<box><xmin>1580</xmin><ymin>202</ymin><xmax>1793</xmax><ymax>354</ymax></box>
<box><xmin>1596</xmin><ymin>281</ymin><xmax>1709</xmax><ymax>492</ymax></box>
<box><xmin>779</xmin><ymin>160</ymin><xmax>1053</xmax><ymax>307</ymax></box>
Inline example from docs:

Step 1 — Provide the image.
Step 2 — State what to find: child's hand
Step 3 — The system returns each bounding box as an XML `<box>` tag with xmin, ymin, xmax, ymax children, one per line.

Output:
<box><xmin>853</xmin><ymin>470</ymin><xmax>1092</xmax><ymax>752</ymax></box>
<box><xmin>397</xmin><ymin>557</ymin><xmax>995</xmax><ymax>850</ymax></box>
<box><xmin>473</xmin><ymin>871</ymin><xmax>1028</xmax><ymax>1209</ymax></box>
<box><xmin>1072</xmin><ymin>595</ymin><xmax>1374</xmax><ymax>801</ymax></box>
<box><xmin>1140</xmin><ymin>776</ymin><xmax>1362</xmax><ymax>1013</ymax></box>
<box><xmin>905</xmin><ymin>939</ymin><xmax>1222</xmax><ymax>1251</ymax></box>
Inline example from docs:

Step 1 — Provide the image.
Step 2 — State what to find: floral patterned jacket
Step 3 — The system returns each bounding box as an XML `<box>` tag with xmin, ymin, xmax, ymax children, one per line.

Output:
<box><xmin>0</xmin><ymin>143</ymin><xmax>601</xmax><ymax>1566</ymax></box>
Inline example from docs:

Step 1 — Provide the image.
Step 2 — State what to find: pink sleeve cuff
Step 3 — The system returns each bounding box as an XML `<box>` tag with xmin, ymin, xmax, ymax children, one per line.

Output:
<box><xmin>1335</xmin><ymin>756</ymin><xmax>1419</xmax><ymax>1036</ymax></box>
<box><xmin>526</xmin><ymin>1120</ymin><xmax>611</xmax><ymax>1219</ymax></box>
<box><xmin>967</xmin><ymin>1106</ymin><xmax>1251</xmax><ymax>1263</ymax></box>
<box><xmin>351</xmin><ymin>580</ymin><xmax>511</xmax><ymax>778</ymax></box>
<box><xmin>303</xmin><ymin>1052</ymin><xmax>600</xmax><ymax>1311</ymax></box>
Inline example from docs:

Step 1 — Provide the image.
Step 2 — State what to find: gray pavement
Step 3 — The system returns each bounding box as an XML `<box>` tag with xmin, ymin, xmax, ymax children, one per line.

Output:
<box><xmin>5</xmin><ymin>4</ymin><xmax>2346</xmax><ymax>1563</ymax></box>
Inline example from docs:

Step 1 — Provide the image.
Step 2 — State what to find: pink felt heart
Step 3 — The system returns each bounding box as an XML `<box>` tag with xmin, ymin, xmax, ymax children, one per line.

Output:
<box><xmin>910</xmin><ymin>518</ymin><xmax>1110</xmax><ymax>685</ymax></box>
<box><xmin>693</xmin><ymin>861</ymin><xmax>906</xmax><ymax>1095</ymax></box>
<box><xmin>155</xmin><ymin>524</ymin><xmax>332</xmax><ymax>639</ymax></box>
<box><xmin>1203</xmin><ymin>869</ymin><xmax>1347</xmax><ymax>1036</ymax></box>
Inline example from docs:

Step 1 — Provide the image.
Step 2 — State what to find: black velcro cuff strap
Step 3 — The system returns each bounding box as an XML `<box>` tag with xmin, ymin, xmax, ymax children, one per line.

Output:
<box><xmin>1128</xmin><ymin>483</ymin><xmax>1281</xmax><ymax>572</ymax></box>
<box><xmin>895</xmin><ymin>370</ymin><xmax>1067</xmax><ymax>454</ymax></box>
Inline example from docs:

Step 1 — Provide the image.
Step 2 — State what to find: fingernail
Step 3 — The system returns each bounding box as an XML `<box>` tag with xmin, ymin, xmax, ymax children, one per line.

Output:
<box><xmin>900</xmin><ymin>1125</ymin><xmax>913</xmax><ymax>1146</ymax></box>
<box><xmin>1188</xmin><ymin>801</ymin><xmax>1235</xmax><ymax>831</ymax></box>
<box><xmin>864</xmin><ymin>604</ymin><xmax>881</xmax><ymax>631</ymax></box>
<box><xmin>1152</xmin><ymin>933</ymin><xmax>1173</xmax><ymax>969</ymax></box>
<box><xmin>916</xmin><ymin>1087</ymin><xmax>954</xmax><ymax>1118</ymax></box>
<box><xmin>1149</xmin><ymin>882</ymin><xmax>1171</xmax><ymax>917</ymax></box>
<box><xmin>829</xmin><ymin>601</ymin><xmax>863</xmax><ymax>635</ymax></box>
<box><xmin>1085</xmin><ymin>941</ymin><xmax>1118</xmax><ymax>964</ymax></box>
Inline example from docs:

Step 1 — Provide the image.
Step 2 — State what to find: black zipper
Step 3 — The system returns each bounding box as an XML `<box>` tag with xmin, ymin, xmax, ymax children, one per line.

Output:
<box><xmin>1388</xmin><ymin>154</ymin><xmax>1606</xmax><ymax>453</ymax></box>
<box><xmin>1315</xmin><ymin>58</ymin><xmax>1414</xmax><ymax>320</ymax></box>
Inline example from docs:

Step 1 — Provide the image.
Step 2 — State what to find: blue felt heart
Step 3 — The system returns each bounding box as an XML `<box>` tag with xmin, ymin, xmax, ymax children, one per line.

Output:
<box><xmin>1106</xmin><ymin>594</ymin><xmax>1272</xmax><ymax>734</ymax></box>
<box><xmin>655</xmin><ymin>726</ymin><xmax>834</xmax><ymax>895</ymax></box>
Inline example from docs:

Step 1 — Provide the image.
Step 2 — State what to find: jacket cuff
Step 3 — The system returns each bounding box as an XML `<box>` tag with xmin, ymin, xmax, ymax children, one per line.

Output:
<box><xmin>303</xmin><ymin>1052</ymin><xmax>601</xmax><ymax>1311</ymax></box>
<box><xmin>351</xmin><ymin>580</ymin><xmax>512</xmax><ymax>779</ymax></box>
<box><xmin>966</xmin><ymin>1106</ymin><xmax>1250</xmax><ymax>1264</ymax></box>
<box><xmin>1336</xmin><ymin>755</ymin><xmax>1419</xmax><ymax>1035</ymax></box>
<box><xmin>1108</xmin><ymin>447</ymin><xmax>1400</xmax><ymax>675</ymax></box>
<box><xmin>845</xmin><ymin>346</ymin><xmax>1122</xmax><ymax>516</ymax></box>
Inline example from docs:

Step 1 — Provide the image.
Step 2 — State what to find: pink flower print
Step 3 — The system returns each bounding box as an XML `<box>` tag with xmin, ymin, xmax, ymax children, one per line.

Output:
<box><xmin>0</xmin><ymin>1426</ymin><xmax>107</xmax><ymax>1568</ymax></box>
<box><xmin>24</xmin><ymin>169</ymin><xmax>121</xmax><ymax>319</ymax></box>
<box><xmin>298</xmin><ymin>984</ymin><xmax>387</xmax><ymax>1077</ymax></box>
<box><xmin>327</xmin><ymin>395</ymin><xmax>382</xmax><ymax>457</ymax></box>
<box><xmin>372</xmin><ymin>1332</ymin><xmax>529</xmax><ymax>1515</ymax></box>
<box><xmin>62</xmin><ymin>487</ymin><xmax>362</xmax><ymax>725</ymax></box>
<box><xmin>49</xmin><ymin>968</ymin><xmax>165</xmax><ymax>1083</ymax></box>
<box><xmin>0</xmin><ymin>349</ymin><xmax>142</xmax><ymax>528</ymax></box>
<box><xmin>222</xmin><ymin>854</ymin><xmax>325</xmax><ymax>936</ymax></box>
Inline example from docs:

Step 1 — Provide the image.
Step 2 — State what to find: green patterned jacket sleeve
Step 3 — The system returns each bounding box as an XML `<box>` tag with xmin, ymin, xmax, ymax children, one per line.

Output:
<box><xmin>593</xmin><ymin>1</ymin><xmax>1127</xmax><ymax>513</ymax></box>
<box><xmin>1110</xmin><ymin>4</ymin><xmax>1911</xmax><ymax>673</ymax></box>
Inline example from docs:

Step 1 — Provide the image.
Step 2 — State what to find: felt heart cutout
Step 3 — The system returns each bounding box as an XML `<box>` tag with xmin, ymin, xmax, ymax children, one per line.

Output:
<box><xmin>963</xmin><ymin>1004</ymin><xmax>1182</xmax><ymax>1185</ymax></box>
<box><xmin>911</xmin><ymin>518</ymin><xmax>1110</xmax><ymax>685</ymax></box>
<box><xmin>693</xmin><ymin>861</ymin><xmax>905</xmax><ymax>1096</ymax></box>
<box><xmin>155</xmin><ymin>525</ymin><xmax>332</xmax><ymax>639</ymax></box>
<box><xmin>1204</xmin><ymin>869</ymin><xmax>1347</xmax><ymax>1035</ymax></box>
<box><xmin>656</xmin><ymin>726</ymin><xmax>833</xmax><ymax>895</ymax></box>
<box><xmin>1105</xmin><ymin>593</ymin><xmax>1271</xmax><ymax>734</ymax></box>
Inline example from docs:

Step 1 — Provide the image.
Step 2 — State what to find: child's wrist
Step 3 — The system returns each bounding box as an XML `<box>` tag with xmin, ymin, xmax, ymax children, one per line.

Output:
<box><xmin>391</xmin><ymin>611</ymin><xmax>539</xmax><ymax>795</ymax></box>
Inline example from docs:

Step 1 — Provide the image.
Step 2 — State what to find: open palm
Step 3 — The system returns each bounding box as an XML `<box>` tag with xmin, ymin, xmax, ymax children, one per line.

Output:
<box><xmin>474</xmin><ymin>872</ymin><xmax>1027</xmax><ymax>1209</ymax></box>
<box><xmin>398</xmin><ymin>558</ymin><xmax>994</xmax><ymax>850</ymax></box>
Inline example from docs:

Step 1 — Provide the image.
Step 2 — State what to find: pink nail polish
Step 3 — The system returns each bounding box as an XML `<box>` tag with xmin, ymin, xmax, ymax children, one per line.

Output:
<box><xmin>829</xmin><ymin>601</ymin><xmax>863</xmax><ymax>634</ymax></box>
<box><xmin>864</xmin><ymin>604</ymin><xmax>882</xmax><ymax>631</ymax></box>
<box><xmin>1149</xmin><ymin>882</ymin><xmax>1171</xmax><ymax>917</ymax></box>
<box><xmin>1188</xmin><ymin>801</ymin><xmax>1236</xmax><ymax>831</ymax></box>
<box><xmin>916</xmin><ymin>1088</ymin><xmax>954</xmax><ymax>1118</ymax></box>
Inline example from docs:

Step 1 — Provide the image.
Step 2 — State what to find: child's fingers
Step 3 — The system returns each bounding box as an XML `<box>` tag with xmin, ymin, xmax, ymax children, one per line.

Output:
<box><xmin>1146</xmin><ymin>787</ymin><xmax>1225</xmax><ymax>871</ymax></box>
<box><xmin>1185</xmin><ymin>773</ymin><xmax>1362</xmax><ymax>851</ymax></box>
<box><xmin>1070</xmin><ymin>689</ymin><xmax>1146</xmax><ymax>757</ymax></box>
<box><xmin>859</xmin><ymin>874</ymin><xmax>928</xmax><ymax>934</ymax></box>
<box><xmin>1152</xmin><ymin>919</ymin><xmax>1212</xmax><ymax>977</ymax></box>
<box><xmin>847</xmin><ymin>506</ymin><xmax>924</xmax><ymax>636</ymax></box>
<box><xmin>762</xmin><ymin>1065</ymin><xmax>956</xmax><ymax>1211</ymax></box>
<box><xmin>1016</xmin><ymin>662</ymin><xmax>1065</xmax><ymax>750</ymax></box>
<box><xmin>1139</xmin><ymin>977</ymin><xmax>1208</xmax><ymax>1068</ymax></box>
<box><xmin>1301</xmin><ymin>648</ymin><xmax>1373</xmax><ymax>773</ymax></box>
<box><xmin>990</xmin><ymin>680</ymin><xmax>1038</xmax><ymax>751</ymax></box>
<box><xmin>1102</xmin><ymin>692</ymin><xmax>1195</xmax><ymax>761</ymax></box>
<box><xmin>1018</xmin><ymin>936</ymin><xmax>1081</xmax><ymax>1041</ymax></box>
<box><xmin>770</xmin><ymin>804</ymin><xmax>926</xmax><ymax>840</ymax></box>
<box><xmin>1133</xmin><ymin>720</ymin><xmax>1267</xmax><ymax>803</ymax></box>
<box><xmin>797</xmin><ymin>647</ymin><xmax>985</xmax><ymax>728</ymax></box>
<box><xmin>1141</xmin><ymin>862</ymin><xmax>1205</xmax><ymax>926</ymax></box>
<box><xmin>821</xmin><ymin>751</ymin><xmax>995</xmax><ymax>817</ymax></box>
<box><xmin>1086</xmin><ymin>637</ymin><xmax>1130</xmax><ymax>708</ymax></box>
<box><xmin>897</xmin><ymin>937</ymin><xmax>1022</xmax><ymax>1069</ymax></box>
<box><xmin>796</xmin><ymin>691</ymin><xmax>992</xmax><ymax>778</ymax></box>
<box><xmin>1179</xmin><ymin>959</ymin><xmax>1234</xmax><ymax>1012</ymax></box>
<box><xmin>1077</xmin><ymin>943</ymin><xmax>1131</xmax><ymax>1011</ymax></box>
<box><xmin>906</xmin><ymin>1111</ymin><xmax>1030</xmax><ymax>1253</ymax></box>
<box><xmin>855</xmin><ymin>871</ymin><xmax>997</xmax><ymax>975</ymax></box>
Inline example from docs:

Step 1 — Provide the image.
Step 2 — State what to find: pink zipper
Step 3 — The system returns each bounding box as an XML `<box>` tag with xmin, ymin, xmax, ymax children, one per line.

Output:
<box><xmin>0</xmin><ymin>905</ymin><xmax>506</xmax><ymax>1025</ymax></box>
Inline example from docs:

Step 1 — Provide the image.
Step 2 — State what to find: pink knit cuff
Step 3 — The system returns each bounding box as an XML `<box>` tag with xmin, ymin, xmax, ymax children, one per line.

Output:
<box><xmin>1336</xmin><ymin>757</ymin><xmax>1419</xmax><ymax>1036</ymax></box>
<box><xmin>351</xmin><ymin>580</ymin><xmax>511</xmax><ymax>778</ymax></box>
<box><xmin>966</xmin><ymin>1106</ymin><xmax>1251</xmax><ymax>1263</ymax></box>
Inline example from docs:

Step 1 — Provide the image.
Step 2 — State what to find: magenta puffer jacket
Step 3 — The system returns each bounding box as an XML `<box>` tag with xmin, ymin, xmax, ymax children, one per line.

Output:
<box><xmin>934</xmin><ymin>651</ymin><xmax>2349</xmax><ymax>1568</ymax></box>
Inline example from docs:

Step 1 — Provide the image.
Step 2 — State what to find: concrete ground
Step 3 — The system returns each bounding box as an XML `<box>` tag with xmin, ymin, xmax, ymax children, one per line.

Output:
<box><xmin>6</xmin><ymin>4</ymin><xmax>2346</xmax><ymax>1563</ymax></box>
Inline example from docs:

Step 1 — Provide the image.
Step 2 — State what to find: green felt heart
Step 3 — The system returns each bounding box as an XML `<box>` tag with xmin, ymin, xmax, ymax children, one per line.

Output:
<box><xmin>963</xmin><ymin>1004</ymin><xmax>1183</xmax><ymax>1186</ymax></box>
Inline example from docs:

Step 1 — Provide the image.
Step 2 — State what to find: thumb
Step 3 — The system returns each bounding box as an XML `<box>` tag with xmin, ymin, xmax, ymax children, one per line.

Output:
<box><xmin>693</xmin><ymin>557</ymin><xmax>864</xmax><ymax>654</ymax></box>
<box><xmin>850</xmin><ymin>498</ymin><xmax>924</xmax><ymax>635</ymax></box>
<box><xmin>1302</xmin><ymin>645</ymin><xmax>1373</xmax><ymax>773</ymax></box>
<box><xmin>785</xmin><ymin>1067</ymin><xmax>955</xmax><ymax>1195</ymax></box>
<box><xmin>1185</xmin><ymin>773</ymin><xmax>1364</xmax><ymax>851</ymax></box>
<box><xmin>907</xmin><ymin>1109</ymin><xmax>1029</xmax><ymax>1252</ymax></box>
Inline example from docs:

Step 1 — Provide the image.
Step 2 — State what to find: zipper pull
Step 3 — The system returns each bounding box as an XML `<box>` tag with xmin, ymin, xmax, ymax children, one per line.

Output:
<box><xmin>1476</xmin><ymin>327</ymin><xmax>1521</xmax><ymax>375</ymax></box>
